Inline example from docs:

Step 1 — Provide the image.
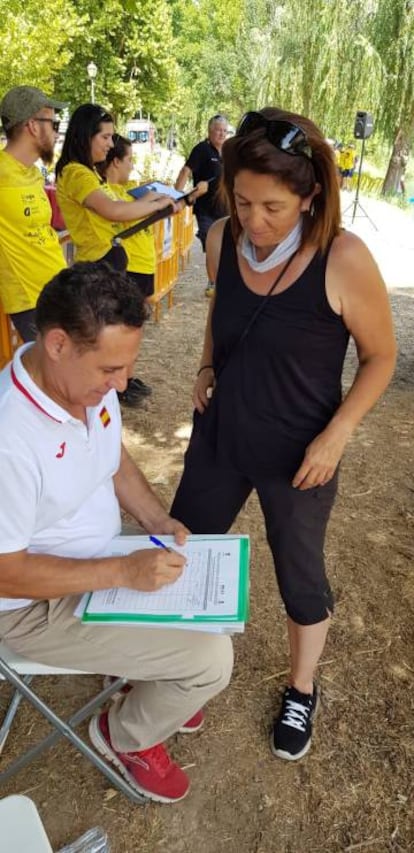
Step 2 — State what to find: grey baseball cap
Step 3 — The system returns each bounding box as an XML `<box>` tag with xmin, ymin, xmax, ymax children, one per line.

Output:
<box><xmin>0</xmin><ymin>85</ymin><xmax>66</xmax><ymax>131</ymax></box>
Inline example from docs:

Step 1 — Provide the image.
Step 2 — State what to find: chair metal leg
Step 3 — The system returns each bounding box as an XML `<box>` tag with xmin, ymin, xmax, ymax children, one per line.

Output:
<box><xmin>0</xmin><ymin>660</ymin><xmax>147</xmax><ymax>804</ymax></box>
<box><xmin>0</xmin><ymin>675</ymin><xmax>32</xmax><ymax>754</ymax></box>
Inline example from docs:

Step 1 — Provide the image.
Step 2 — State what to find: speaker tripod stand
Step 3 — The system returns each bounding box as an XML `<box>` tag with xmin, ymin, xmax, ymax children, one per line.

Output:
<box><xmin>342</xmin><ymin>137</ymin><xmax>378</xmax><ymax>231</ymax></box>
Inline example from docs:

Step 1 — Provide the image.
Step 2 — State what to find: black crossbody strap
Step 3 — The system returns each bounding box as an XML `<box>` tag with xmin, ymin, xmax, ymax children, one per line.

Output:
<box><xmin>112</xmin><ymin>203</ymin><xmax>176</xmax><ymax>244</ymax></box>
<box><xmin>216</xmin><ymin>248</ymin><xmax>299</xmax><ymax>379</ymax></box>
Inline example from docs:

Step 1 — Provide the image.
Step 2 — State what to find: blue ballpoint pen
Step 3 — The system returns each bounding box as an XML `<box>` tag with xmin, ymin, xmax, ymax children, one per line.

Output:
<box><xmin>149</xmin><ymin>535</ymin><xmax>171</xmax><ymax>553</ymax></box>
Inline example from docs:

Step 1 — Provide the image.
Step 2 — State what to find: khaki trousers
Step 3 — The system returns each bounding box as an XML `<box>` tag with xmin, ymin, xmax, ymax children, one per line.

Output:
<box><xmin>0</xmin><ymin>596</ymin><xmax>233</xmax><ymax>752</ymax></box>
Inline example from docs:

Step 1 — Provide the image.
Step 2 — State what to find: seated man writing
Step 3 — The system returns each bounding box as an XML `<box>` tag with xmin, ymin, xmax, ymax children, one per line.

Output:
<box><xmin>0</xmin><ymin>262</ymin><xmax>233</xmax><ymax>803</ymax></box>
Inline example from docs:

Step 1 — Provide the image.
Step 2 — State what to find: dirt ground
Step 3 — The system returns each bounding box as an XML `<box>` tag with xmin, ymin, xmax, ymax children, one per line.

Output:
<box><xmin>1</xmin><ymin>234</ymin><xmax>413</xmax><ymax>853</ymax></box>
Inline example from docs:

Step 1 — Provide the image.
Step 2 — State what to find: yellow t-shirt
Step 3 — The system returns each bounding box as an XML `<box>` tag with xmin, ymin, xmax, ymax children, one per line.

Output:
<box><xmin>109</xmin><ymin>181</ymin><xmax>156</xmax><ymax>275</ymax></box>
<box><xmin>56</xmin><ymin>163</ymin><xmax>121</xmax><ymax>262</ymax></box>
<box><xmin>0</xmin><ymin>150</ymin><xmax>66</xmax><ymax>313</ymax></box>
<box><xmin>339</xmin><ymin>148</ymin><xmax>355</xmax><ymax>171</ymax></box>
<box><xmin>57</xmin><ymin>166</ymin><xmax>155</xmax><ymax>273</ymax></box>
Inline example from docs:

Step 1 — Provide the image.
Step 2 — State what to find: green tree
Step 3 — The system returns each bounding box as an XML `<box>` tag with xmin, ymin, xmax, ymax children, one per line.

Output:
<box><xmin>369</xmin><ymin>0</ymin><xmax>414</xmax><ymax>192</ymax></box>
<box><xmin>54</xmin><ymin>0</ymin><xmax>179</xmax><ymax>122</ymax></box>
<box><xmin>169</xmin><ymin>0</ymin><xmax>256</xmax><ymax>151</ymax></box>
<box><xmin>0</xmin><ymin>0</ymin><xmax>81</xmax><ymax>97</ymax></box>
<box><xmin>3</xmin><ymin>0</ymin><xmax>412</xmax><ymax>194</ymax></box>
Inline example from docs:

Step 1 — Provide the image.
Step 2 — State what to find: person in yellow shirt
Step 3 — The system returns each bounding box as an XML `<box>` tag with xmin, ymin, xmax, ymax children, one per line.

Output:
<box><xmin>0</xmin><ymin>86</ymin><xmax>66</xmax><ymax>341</ymax></box>
<box><xmin>99</xmin><ymin>134</ymin><xmax>157</xmax><ymax>403</ymax></box>
<box><xmin>103</xmin><ymin>135</ymin><xmax>157</xmax><ymax>285</ymax></box>
<box><xmin>338</xmin><ymin>143</ymin><xmax>357</xmax><ymax>191</ymax></box>
<box><xmin>55</xmin><ymin>104</ymin><xmax>172</xmax><ymax>264</ymax></box>
<box><xmin>56</xmin><ymin>107</ymin><xmax>206</xmax><ymax>405</ymax></box>
<box><xmin>56</xmin><ymin>104</ymin><xmax>176</xmax><ymax>406</ymax></box>
<box><xmin>100</xmin><ymin>135</ymin><xmax>207</xmax><ymax>403</ymax></box>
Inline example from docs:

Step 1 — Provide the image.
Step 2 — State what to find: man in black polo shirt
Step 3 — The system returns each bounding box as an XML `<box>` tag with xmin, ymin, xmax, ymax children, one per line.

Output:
<box><xmin>175</xmin><ymin>114</ymin><xmax>228</xmax><ymax>296</ymax></box>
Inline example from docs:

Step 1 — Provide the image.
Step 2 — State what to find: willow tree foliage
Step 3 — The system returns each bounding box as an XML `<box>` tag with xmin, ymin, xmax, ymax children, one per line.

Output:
<box><xmin>170</xmin><ymin>0</ymin><xmax>413</xmax><ymax>188</ymax></box>
<box><xmin>369</xmin><ymin>0</ymin><xmax>414</xmax><ymax>191</ymax></box>
<box><xmin>247</xmin><ymin>0</ymin><xmax>384</xmax><ymax>140</ymax></box>
<box><xmin>170</xmin><ymin>0</ymin><xmax>385</xmax><ymax>143</ymax></box>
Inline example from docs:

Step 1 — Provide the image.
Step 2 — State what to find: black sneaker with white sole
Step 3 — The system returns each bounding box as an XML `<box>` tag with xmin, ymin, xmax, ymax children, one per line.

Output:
<box><xmin>128</xmin><ymin>377</ymin><xmax>152</xmax><ymax>397</ymax></box>
<box><xmin>270</xmin><ymin>684</ymin><xmax>320</xmax><ymax>761</ymax></box>
<box><xmin>117</xmin><ymin>389</ymin><xmax>143</xmax><ymax>408</ymax></box>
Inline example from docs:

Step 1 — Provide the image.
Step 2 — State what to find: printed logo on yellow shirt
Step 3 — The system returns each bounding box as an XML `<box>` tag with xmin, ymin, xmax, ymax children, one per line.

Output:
<box><xmin>0</xmin><ymin>150</ymin><xmax>65</xmax><ymax>313</ymax></box>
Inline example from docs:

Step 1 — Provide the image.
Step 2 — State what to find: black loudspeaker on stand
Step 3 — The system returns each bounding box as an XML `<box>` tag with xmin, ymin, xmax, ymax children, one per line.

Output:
<box><xmin>342</xmin><ymin>110</ymin><xmax>378</xmax><ymax>231</ymax></box>
<box><xmin>354</xmin><ymin>111</ymin><xmax>374</xmax><ymax>140</ymax></box>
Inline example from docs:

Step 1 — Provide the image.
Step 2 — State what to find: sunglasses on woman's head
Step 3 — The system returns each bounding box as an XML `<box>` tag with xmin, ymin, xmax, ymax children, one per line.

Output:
<box><xmin>236</xmin><ymin>112</ymin><xmax>312</xmax><ymax>160</ymax></box>
<box><xmin>97</xmin><ymin>110</ymin><xmax>113</xmax><ymax>123</ymax></box>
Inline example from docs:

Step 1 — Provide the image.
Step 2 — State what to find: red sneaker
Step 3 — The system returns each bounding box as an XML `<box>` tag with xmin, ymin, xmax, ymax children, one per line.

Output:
<box><xmin>89</xmin><ymin>712</ymin><xmax>190</xmax><ymax>803</ymax></box>
<box><xmin>103</xmin><ymin>677</ymin><xmax>204</xmax><ymax>733</ymax></box>
<box><xmin>179</xmin><ymin>709</ymin><xmax>204</xmax><ymax>733</ymax></box>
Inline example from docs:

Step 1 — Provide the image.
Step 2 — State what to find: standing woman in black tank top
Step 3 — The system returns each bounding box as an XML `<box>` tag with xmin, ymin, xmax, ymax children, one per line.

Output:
<box><xmin>171</xmin><ymin>108</ymin><xmax>396</xmax><ymax>761</ymax></box>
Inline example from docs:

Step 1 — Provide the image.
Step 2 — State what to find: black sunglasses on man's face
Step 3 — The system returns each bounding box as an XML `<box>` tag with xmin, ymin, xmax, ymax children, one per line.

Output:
<box><xmin>32</xmin><ymin>117</ymin><xmax>60</xmax><ymax>133</ymax></box>
<box><xmin>236</xmin><ymin>111</ymin><xmax>312</xmax><ymax>160</ymax></box>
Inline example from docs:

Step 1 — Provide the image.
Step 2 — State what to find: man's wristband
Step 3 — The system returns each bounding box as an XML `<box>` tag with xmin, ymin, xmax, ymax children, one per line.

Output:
<box><xmin>197</xmin><ymin>365</ymin><xmax>214</xmax><ymax>376</ymax></box>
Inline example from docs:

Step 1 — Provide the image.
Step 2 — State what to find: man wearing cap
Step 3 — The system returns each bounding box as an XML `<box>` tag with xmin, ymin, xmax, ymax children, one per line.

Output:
<box><xmin>174</xmin><ymin>115</ymin><xmax>228</xmax><ymax>296</ymax></box>
<box><xmin>0</xmin><ymin>85</ymin><xmax>66</xmax><ymax>341</ymax></box>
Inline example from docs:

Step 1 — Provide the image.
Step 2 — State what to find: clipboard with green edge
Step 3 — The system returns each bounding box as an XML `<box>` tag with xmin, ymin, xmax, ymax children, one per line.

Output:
<box><xmin>81</xmin><ymin>536</ymin><xmax>250</xmax><ymax>627</ymax></box>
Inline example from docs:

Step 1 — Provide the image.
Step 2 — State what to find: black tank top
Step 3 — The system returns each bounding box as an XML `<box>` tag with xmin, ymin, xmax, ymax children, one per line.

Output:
<box><xmin>199</xmin><ymin>220</ymin><xmax>350</xmax><ymax>477</ymax></box>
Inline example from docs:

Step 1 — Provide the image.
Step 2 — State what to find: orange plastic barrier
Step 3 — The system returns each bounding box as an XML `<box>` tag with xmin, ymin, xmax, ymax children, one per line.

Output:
<box><xmin>148</xmin><ymin>207</ymin><xmax>195</xmax><ymax>321</ymax></box>
<box><xmin>149</xmin><ymin>213</ymin><xmax>180</xmax><ymax>322</ymax></box>
<box><xmin>0</xmin><ymin>312</ymin><xmax>19</xmax><ymax>370</ymax></box>
<box><xmin>176</xmin><ymin>204</ymin><xmax>196</xmax><ymax>271</ymax></box>
<box><xmin>0</xmin><ymin>209</ymin><xmax>195</xmax><ymax>364</ymax></box>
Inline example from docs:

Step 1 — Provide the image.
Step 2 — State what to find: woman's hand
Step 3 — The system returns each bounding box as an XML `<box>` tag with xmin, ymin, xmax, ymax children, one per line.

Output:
<box><xmin>292</xmin><ymin>422</ymin><xmax>351</xmax><ymax>490</ymax></box>
<box><xmin>174</xmin><ymin>182</ymin><xmax>208</xmax><ymax>213</ymax></box>
<box><xmin>153</xmin><ymin>517</ymin><xmax>189</xmax><ymax>546</ymax></box>
<box><xmin>189</xmin><ymin>181</ymin><xmax>209</xmax><ymax>201</ymax></box>
<box><xmin>193</xmin><ymin>366</ymin><xmax>215</xmax><ymax>413</ymax></box>
<box><xmin>146</xmin><ymin>191</ymin><xmax>177</xmax><ymax>212</ymax></box>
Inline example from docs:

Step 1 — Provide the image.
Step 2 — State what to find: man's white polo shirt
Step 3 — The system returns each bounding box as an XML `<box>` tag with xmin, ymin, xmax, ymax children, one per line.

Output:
<box><xmin>0</xmin><ymin>344</ymin><xmax>122</xmax><ymax>611</ymax></box>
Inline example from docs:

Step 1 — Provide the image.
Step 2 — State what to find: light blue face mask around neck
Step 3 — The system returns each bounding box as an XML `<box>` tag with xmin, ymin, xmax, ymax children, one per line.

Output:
<box><xmin>240</xmin><ymin>219</ymin><xmax>303</xmax><ymax>273</ymax></box>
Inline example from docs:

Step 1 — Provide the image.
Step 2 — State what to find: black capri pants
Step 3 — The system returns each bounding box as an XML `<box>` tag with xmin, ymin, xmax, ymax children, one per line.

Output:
<box><xmin>171</xmin><ymin>429</ymin><xmax>337</xmax><ymax>626</ymax></box>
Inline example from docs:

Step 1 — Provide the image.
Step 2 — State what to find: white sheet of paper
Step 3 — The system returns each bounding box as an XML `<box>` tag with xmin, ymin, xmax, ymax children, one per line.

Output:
<box><xmin>80</xmin><ymin>619</ymin><xmax>244</xmax><ymax>633</ymax></box>
<box><xmin>84</xmin><ymin>535</ymin><xmax>245</xmax><ymax>619</ymax></box>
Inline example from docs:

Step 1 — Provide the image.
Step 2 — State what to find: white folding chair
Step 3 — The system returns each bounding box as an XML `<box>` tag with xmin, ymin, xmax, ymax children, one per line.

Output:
<box><xmin>0</xmin><ymin>794</ymin><xmax>53</xmax><ymax>853</ymax></box>
<box><xmin>0</xmin><ymin>641</ymin><xmax>146</xmax><ymax>803</ymax></box>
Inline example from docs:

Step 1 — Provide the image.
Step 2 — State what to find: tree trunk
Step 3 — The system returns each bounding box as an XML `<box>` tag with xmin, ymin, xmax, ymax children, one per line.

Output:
<box><xmin>382</xmin><ymin>128</ymin><xmax>410</xmax><ymax>195</ymax></box>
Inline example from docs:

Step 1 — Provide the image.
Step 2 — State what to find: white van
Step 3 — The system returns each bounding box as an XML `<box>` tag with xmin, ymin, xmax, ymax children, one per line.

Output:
<box><xmin>125</xmin><ymin>118</ymin><xmax>156</xmax><ymax>153</ymax></box>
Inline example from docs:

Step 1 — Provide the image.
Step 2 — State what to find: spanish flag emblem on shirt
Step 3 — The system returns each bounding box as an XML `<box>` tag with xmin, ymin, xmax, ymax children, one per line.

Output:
<box><xmin>99</xmin><ymin>406</ymin><xmax>111</xmax><ymax>428</ymax></box>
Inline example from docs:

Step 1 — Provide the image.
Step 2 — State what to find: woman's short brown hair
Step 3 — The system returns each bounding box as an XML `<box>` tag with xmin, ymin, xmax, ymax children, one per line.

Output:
<box><xmin>221</xmin><ymin>107</ymin><xmax>341</xmax><ymax>254</ymax></box>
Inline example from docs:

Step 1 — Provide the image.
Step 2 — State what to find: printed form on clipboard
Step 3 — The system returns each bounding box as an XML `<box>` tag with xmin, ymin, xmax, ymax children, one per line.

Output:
<box><xmin>80</xmin><ymin>535</ymin><xmax>250</xmax><ymax>634</ymax></box>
